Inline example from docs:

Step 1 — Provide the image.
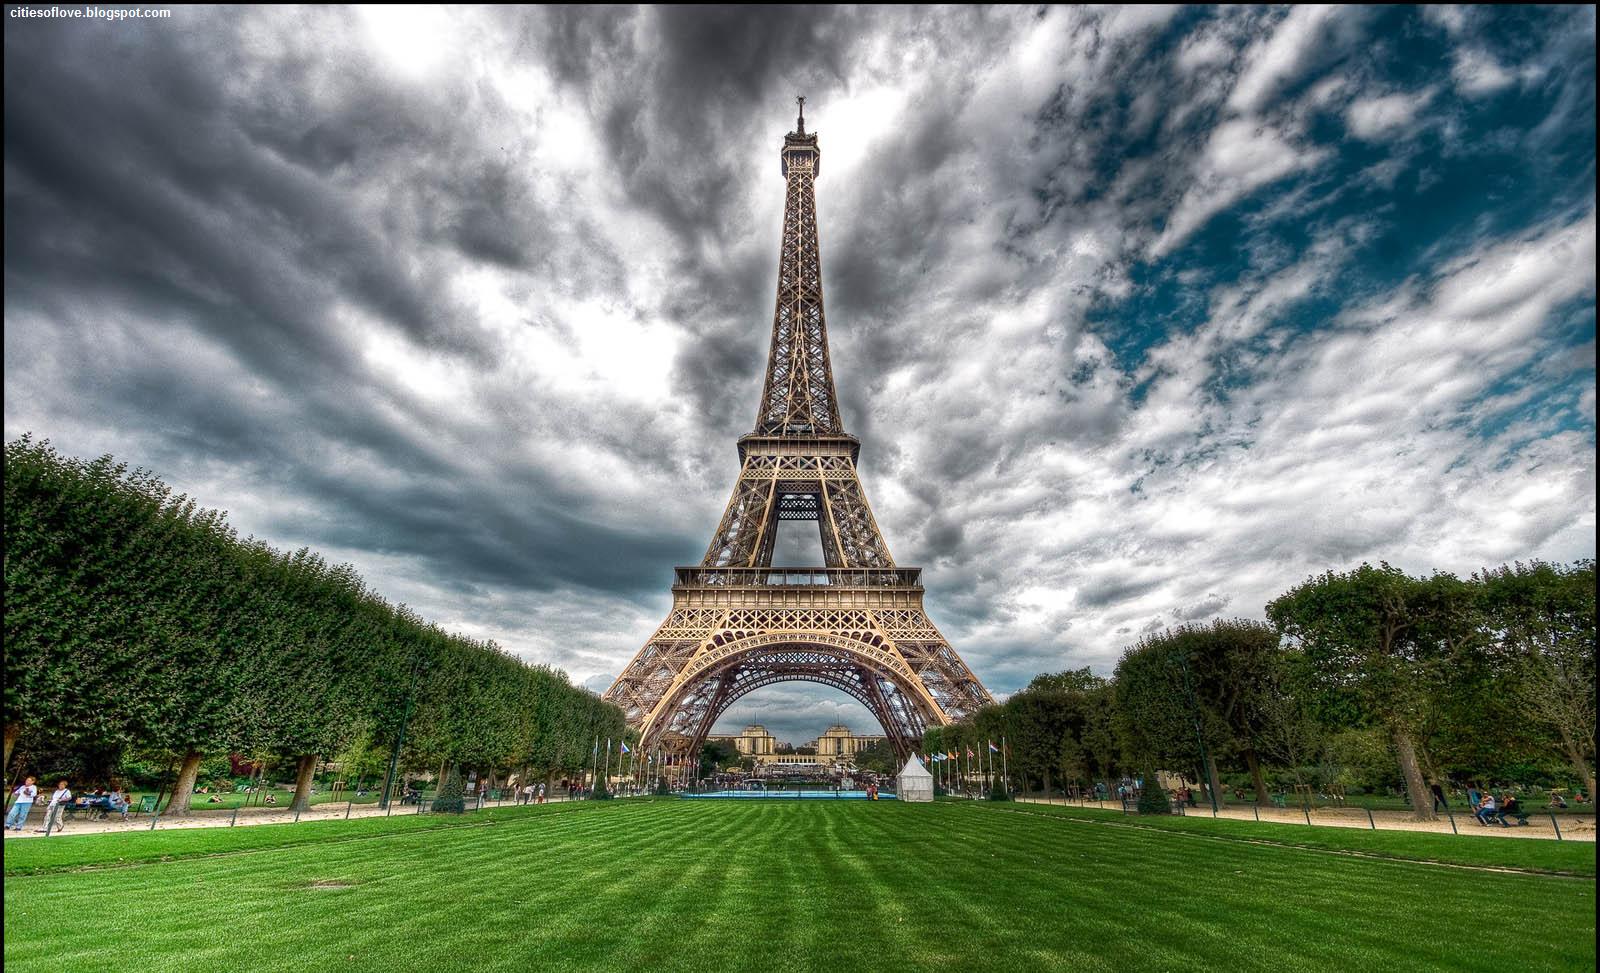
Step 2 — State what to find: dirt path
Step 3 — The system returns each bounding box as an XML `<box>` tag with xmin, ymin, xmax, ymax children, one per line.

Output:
<box><xmin>1011</xmin><ymin>796</ymin><xmax>1595</xmax><ymax>842</ymax></box>
<box><xmin>1</xmin><ymin>794</ymin><xmax>586</xmax><ymax>840</ymax></box>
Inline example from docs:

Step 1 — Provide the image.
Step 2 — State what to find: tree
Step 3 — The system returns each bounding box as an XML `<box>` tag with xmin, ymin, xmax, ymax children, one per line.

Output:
<box><xmin>1267</xmin><ymin>563</ymin><xmax>1481</xmax><ymax>821</ymax></box>
<box><xmin>1477</xmin><ymin>561</ymin><xmax>1596</xmax><ymax>797</ymax></box>
<box><xmin>700</xmin><ymin>739</ymin><xmax>738</xmax><ymax>778</ymax></box>
<box><xmin>1113</xmin><ymin>622</ymin><xmax>1284</xmax><ymax>808</ymax></box>
<box><xmin>3</xmin><ymin>435</ymin><xmax>631</xmax><ymax>808</ymax></box>
<box><xmin>1137</xmin><ymin>775</ymin><xmax>1171</xmax><ymax>815</ymax></box>
<box><xmin>1114</xmin><ymin>635</ymin><xmax>1226</xmax><ymax>807</ymax></box>
<box><xmin>432</xmin><ymin>769</ymin><xmax>466</xmax><ymax>814</ymax></box>
<box><xmin>850</xmin><ymin>739</ymin><xmax>899</xmax><ymax>776</ymax></box>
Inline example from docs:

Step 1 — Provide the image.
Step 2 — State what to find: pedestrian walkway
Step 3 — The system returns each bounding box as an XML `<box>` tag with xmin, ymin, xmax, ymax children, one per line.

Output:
<box><xmin>1</xmin><ymin>792</ymin><xmax>590</xmax><ymax>839</ymax></box>
<box><xmin>1012</xmin><ymin>796</ymin><xmax>1596</xmax><ymax>842</ymax></box>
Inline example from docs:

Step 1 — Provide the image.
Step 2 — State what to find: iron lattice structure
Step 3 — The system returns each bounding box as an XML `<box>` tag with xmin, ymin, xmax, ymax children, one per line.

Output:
<box><xmin>605</xmin><ymin>103</ymin><xmax>993</xmax><ymax>767</ymax></box>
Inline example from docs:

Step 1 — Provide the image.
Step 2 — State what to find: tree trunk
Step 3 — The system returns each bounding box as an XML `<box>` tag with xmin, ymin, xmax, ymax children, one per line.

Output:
<box><xmin>289</xmin><ymin>754</ymin><xmax>317</xmax><ymax>812</ymax></box>
<box><xmin>1244</xmin><ymin>748</ymin><xmax>1271</xmax><ymax>804</ymax></box>
<box><xmin>3</xmin><ymin>723</ymin><xmax>19</xmax><ymax>773</ymax></box>
<box><xmin>164</xmin><ymin>750</ymin><xmax>206</xmax><ymax>816</ymax></box>
<box><xmin>1391</xmin><ymin>727</ymin><xmax>1436</xmax><ymax>821</ymax></box>
<box><xmin>2</xmin><ymin>722</ymin><xmax>20</xmax><ymax>796</ymax></box>
<box><xmin>1557</xmin><ymin>726</ymin><xmax>1597</xmax><ymax>801</ymax></box>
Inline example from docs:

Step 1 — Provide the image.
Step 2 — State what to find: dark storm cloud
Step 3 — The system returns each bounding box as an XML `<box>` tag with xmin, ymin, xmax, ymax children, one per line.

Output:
<box><xmin>4</xmin><ymin>6</ymin><xmax>1594</xmax><ymax>741</ymax></box>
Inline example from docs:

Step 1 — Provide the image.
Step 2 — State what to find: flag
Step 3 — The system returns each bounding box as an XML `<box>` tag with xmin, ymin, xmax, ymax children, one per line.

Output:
<box><xmin>966</xmin><ymin>747</ymin><xmax>974</xmax><ymax>758</ymax></box>
<box><xmin>988</xmin><ymin>741</ymin><xmax>999</xmax><ymax>753</ymax></box>
<box><xmin>620</xmin><ymin>741</ymin><xmax>631</xmax><ymax>755</ymax></box>
<box><xmin>947</xmin><ymin>751</ymin><xmax>956</xmax><ymax>760</ymax></box>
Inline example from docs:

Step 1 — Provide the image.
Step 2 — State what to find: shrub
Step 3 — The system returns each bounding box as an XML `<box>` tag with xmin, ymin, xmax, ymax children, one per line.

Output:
<box><xmin>432</xmin><ymin>770</ymin><xmax>466</xmax><ymax>814</ymax></box>
<box><xmin>988</xmin><ymin>779</ymin><xmax>1010</xmax><ymax>801</ymax></box>
<box><xmin>1137</xmin><ymin>779</ymin><xmax>1172</xmax><ymax>815</ymax></box>
<box><xmin>591</xmin><ymin>779</ymin><xmax>612</xmax><ymax>801</ymax></box>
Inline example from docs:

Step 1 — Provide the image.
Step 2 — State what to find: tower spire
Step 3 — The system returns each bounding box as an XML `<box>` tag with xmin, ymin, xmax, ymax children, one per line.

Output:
<box><xmin>757</xmin><ymin>103</ymin><xmax>838</xmax><ymax>436</ymax></box>
<box><xmin>796</xmin><ymin>95</ymin><xmax>806</xmax><ymax>134</ymax></box>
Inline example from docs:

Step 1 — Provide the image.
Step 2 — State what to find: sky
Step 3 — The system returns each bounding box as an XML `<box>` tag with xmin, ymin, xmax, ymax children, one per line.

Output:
<box><xmin>4</xmin><ymin>5</ymin><xmax>1595</xmax><ymax>747</ymax></box>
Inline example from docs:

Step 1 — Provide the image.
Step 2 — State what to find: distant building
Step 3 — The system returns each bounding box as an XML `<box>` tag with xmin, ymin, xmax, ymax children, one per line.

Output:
<box><xmin>706</xmin><ymin>724</ymin><xmax>777</xmax><ymax>757</ymax></box>
<box><xmin>709</xmin><ymin>724</ymin><xmax>885</xmax><ymax>769</ymax></box>
<box><xmin>811</xmin><ymin>724</ymin><xmax>886</xmax><ymax>759</ymax></box>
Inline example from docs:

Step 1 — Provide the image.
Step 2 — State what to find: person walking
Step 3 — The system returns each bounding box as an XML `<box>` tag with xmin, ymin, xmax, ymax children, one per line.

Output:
<box><xmin>6</xmin><ymin>776</ymin><xmax>38</xmax><ymax>831</ymax></box>
<box><xmin>1430</xmin><ymin>779</ymin><xmax>1449</xmax><ymax>811</ymax></box>
<box><xmin>41</xmin><ymin>779</ymin><xmax>72</xmax><ymax>834</ymax></box>
<box><xmin>537</xmin><ymin>782</ymin><xmax>546</xmax><ymax>804</ymax></box>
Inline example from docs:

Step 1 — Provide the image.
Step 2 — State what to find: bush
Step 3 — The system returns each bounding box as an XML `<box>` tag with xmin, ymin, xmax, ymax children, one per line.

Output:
<box><xmin>988</xmin><ymin>779</ymin><xmax>1010</xmax><ymax>801</ymax></box>
<box><xmin>654</xmin><ymin>777</ymin><xmax>670</xmax><ymax>796</ymax></box>
<box><xmin>1137</xmin><ymin>779</ymin><xmax>1172</xmax><ymax>815</ymax></box>
<box><xmin>591</xmin><ymin>779</ymin><xmax>612</xmax><ymax>801</ymax></box>
<box><xmin>432</xmin><ymin>770</ymin><xmax>466</xmax><ymax>814</ymax></box>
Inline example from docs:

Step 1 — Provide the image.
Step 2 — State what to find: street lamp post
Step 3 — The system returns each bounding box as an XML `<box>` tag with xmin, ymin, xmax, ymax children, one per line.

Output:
<box><xmin>380</xmin><ymin>655</ymin><xmax>428</xmax><ymax>810</ymax></box>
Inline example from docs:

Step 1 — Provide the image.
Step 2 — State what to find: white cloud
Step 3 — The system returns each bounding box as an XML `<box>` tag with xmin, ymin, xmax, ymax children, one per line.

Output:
<box><xmin>1226</xmin><ymin>5</ymin><xmax>1346</xmax><ymax>114</ymax></box>
<box><xmin>1451</xmin><ymin>48</ymin><xmax>1517</xmax><ymax>97</ymax></box>
<box><xmin>1151</xmin><ymin>119</ymin><xmax>1328</xmax><ymax>257</ymax></box>
<box><xmin>1345</xmin><ymin>88</ymin><xmax>1437</xmax><ymax>140</ymax></box>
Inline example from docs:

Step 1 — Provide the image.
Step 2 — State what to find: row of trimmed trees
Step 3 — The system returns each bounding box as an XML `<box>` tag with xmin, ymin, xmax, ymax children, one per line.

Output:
<box><xmin>926</xmin><ymin>560</ymin><xmax>1595</xmax><ymax>820</ymax></box>
<box><xmin>3</xmin><ymin>436</ymin><xmax>626</xmax><ymax>814</ymax></box>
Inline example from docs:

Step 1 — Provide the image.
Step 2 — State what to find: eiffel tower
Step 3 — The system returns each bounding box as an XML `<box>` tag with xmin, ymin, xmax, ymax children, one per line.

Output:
<box><xmin>605</xmin><ymin>100</ymin><xmax>992</xmax><ymax>767</ymax></box>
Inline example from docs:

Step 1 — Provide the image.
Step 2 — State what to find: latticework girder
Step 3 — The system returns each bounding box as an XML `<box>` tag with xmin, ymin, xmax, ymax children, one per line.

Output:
<box><xmin>604</xmin><ymin>104</ymin><xmax>991</xmax><ymax>769</ymax></box>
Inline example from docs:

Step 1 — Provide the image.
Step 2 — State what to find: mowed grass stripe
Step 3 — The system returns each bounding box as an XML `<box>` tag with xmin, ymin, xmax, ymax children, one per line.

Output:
<box><xmin>948</xmin><ymin>801</ymin><xmax>1593</xmax><ymax>969</ymax></box>
<box><xmin>5</xmin><ymin>801</ymin><xmax>1594</xmax><ymax>973</ymax></box>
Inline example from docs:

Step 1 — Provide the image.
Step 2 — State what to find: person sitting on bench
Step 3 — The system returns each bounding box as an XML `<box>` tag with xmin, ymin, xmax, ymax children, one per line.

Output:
<box><xmin>1474</xmin><ymin>792</ymin><xmax>1499</xmax><ymax>826</ymax></box>
<box><xmin>1549</xmin><ymin>790</ymin><xmax>1569</xmax><ymax>809</ymax></box>
<box><xmin>1496</xmin><ymin>794</ymin><xmax>1529</xmax><ymax>826</ymax></box>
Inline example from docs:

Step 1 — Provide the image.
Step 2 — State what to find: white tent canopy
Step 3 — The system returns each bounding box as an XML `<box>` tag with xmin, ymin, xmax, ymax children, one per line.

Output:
<box><xmin>897</xmin><ymin>754</ymin><xmax>934</xmax><ymax>803</ymax></box>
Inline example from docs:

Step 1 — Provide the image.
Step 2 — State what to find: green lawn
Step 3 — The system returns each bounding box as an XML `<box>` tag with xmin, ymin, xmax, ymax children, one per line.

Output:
<box><xmin>4</xmin><ymin>800</ymin><xmax>1594</xmax><ymax>972</ymax></box>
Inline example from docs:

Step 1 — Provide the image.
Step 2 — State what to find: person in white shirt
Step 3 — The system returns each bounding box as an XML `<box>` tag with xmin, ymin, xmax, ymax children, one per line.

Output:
<box><xmin>6</xmin><ymin>776</ymin><xmax>38</xmax><ymax>830</ymax></box>
<box><xmin>42</xmin><ymin>779</ymin><xmax>72</xmax><ymax>833</ymax></box>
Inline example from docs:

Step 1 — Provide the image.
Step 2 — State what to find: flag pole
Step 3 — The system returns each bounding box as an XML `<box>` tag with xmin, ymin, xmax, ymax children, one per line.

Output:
<box><xmin>590</xmin><ymin>735</ymin><xmax>599</xmax><ymax>795</ymax></box>
<box><xmin>1002</xmin><ymin>736</ymin><xmax>1010</xmax><ymax>798</ymax></box>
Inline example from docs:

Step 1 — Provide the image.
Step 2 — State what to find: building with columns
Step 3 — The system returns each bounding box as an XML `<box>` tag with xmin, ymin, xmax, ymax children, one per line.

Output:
<box><xmin>811</xmin><ymin>724</ymin><xmax>886</xmax><ymax>760</ymax></box>
<box><xmin>707</xmin><ymin>724</ymin><xmax>885</xmax><ymax>768</ymax></box>
<box><xmin>707</xmin><ymin>724</ymin><xmax>777</xmax><ymax>757</ymax></box>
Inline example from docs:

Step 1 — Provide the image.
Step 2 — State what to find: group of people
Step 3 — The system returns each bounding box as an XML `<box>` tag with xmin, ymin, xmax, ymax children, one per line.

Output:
<box><xmin>5</xmin><ymin>777</ymin><xmax>133</xmax><ymax>833</ymax></box>
<box><xmin>1432</xmin><ymin>779</ymin><xmax>1585</xmax><ymax>824</ymax></box>
<box><xmin>1467</xmin><ymin>787</ymin><xmax>1530</xmax><ymax>827</ymax></box>
<box><xmin>516</xmin><ymin>782</ymin><xmax>547</xmax><ymax>805</ymax></box>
